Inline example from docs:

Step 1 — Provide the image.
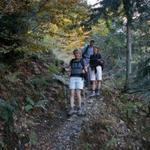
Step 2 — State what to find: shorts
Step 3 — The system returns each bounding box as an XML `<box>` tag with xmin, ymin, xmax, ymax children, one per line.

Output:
<box><xmin>69</xmin><ymin>77</ymin><xmax>84</xmax><ymax>90</ymax></box>
<box><xmin>90</xmin><ymin>66</ymin><xmax>102</xmax><ymax>81</ymax></box>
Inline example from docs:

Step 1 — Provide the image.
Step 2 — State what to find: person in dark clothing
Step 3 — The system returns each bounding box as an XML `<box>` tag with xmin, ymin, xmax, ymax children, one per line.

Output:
<box><xmin>89</xmin><ymin>47</ymin><xmax>104</xmax><ymax>97</ymax></box>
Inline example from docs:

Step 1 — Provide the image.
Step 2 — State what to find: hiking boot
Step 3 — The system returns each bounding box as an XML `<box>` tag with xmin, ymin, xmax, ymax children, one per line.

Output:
<box><xmin>68</xmin><ymin>107</ymin><xmax>75</xmax><ymax>116</ymax></box>
<box><xmin>95</xmin><ymin>92</ymin><xmax>100</xmax><ymax>96</ymax></box>
<box><xmin>89</xmin><ymin>91</ymin><xmax>95</xmax><ymax>97</ymax></box>
<box><xmin>95</xmin><ymin>89</ymin><xmax>100</xmax><ymax>96</ymax></box>
<box><xmin>77</xmin><ymin>107</ymin><xmax>86</xmax><ymax>116</ymax></box>
<box><xmin>81</xmin><ymin>102</ymin><xmax>85</xmax><ymax>107</ymax></box>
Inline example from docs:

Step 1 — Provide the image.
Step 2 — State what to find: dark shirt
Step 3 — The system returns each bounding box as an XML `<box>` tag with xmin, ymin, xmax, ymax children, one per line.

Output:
<box><xmin>90</xmin><ymin>53</ymin><xmax>101</xmax><ymax>68</ymax></box>
<box><xmin>70</xmin><ymin>58</ymin><xmax>85</xmax><ymax>77</ymax></box>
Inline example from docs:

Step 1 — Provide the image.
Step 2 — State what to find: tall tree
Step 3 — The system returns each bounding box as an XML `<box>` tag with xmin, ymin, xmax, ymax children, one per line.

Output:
<box><xmin>0</xmin><ymin>0</ymin><xmax>89</xmax><ymax>55</ymax></box>
<box><xmin>86</xmin><ymin>0</ymin><xmax>149</xmax><ymax>90</ymax></box>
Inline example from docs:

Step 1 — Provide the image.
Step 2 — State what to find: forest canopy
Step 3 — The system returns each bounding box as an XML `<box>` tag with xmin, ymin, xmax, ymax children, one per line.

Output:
<box><xmin>0</xmin><ymin>0</ymin><xmax>90</xmax><ymax>53</ymax></box>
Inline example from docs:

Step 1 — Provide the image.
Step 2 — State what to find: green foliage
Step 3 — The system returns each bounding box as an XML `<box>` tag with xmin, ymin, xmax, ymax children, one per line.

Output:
<box><xmin>83</xmin><ymin>143</ymin><xmax>92</xmax><ymax>150</ymax></box>
<box><xmin>137</xmin><ymin>58</ymin><xmax>150</xmax><ymax>80</ymax></box>
<box><xmin>88</xmin><ymin>0</ymin><xmax>149</xmax><ymax>91</ymax></box>
<box><xmin>30</xmin><ymin>75</ymin><xmax>50</xmax><ymax>89</ymax></box>
<box><xmin>29</xmin><ymin>130</ymin><xmax>37</xmax><ymax>145</ymax></box>
<box><xmin>48</xmin><ymin>64</ymin><xmax>60</xmax><ymax>74</ymax></box>
<box><xmin>5</xmin><ymin>71</ymin><xmax>21</xmax><ymax>83</ymax></box>
<box><xmin>24</xmin><ymin>96</ymin><xmax>48</xmax><ymax>112</ymax></box>
<box><xmin>142</xmin><ymin>127</ymin><xmax>150</xmax><ymax>139</ymax></box>
<box><xmin>0</xmin><ymin>99</ymin><xmax>16</xmax><ymax>149</ymax></box>
<box><xmin>0</xmin><ymin>140</ymin><xmax>5</xmax><ymax>150</ymax></box>
<box><xmin>105</xmin><ymin>136</ymin><xmax>117</xmax><ymax>149</ymax></box>
<box><xmin>0</xmin><ymin>99</ymin><xmax>14</xmax><ymax>122</ymax></box>
<box><xmin>121</xmin><ymin>101</ymin><xmax>143</xmax><ymax>120</ymax></box>
<box><xmin>0</xmin><ymin>63</ymin><xmax>9</xmax><ymax>71</ymax></box>
<box><xmin>0</xmin><ymin>11</ymin><xmax>29</xmax><ymax>54</ymax></box>
<box><xmin>0</xmin><ymin>0</ymin><xmax>89</xmax><ymax>56</ymax></box>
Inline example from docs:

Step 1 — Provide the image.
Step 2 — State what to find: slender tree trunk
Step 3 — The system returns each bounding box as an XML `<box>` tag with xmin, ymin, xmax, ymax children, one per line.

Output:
<box><xmin>125</xmin><ymin>20</ymin><xmax>132</xmax><ymax>91</ymax></box>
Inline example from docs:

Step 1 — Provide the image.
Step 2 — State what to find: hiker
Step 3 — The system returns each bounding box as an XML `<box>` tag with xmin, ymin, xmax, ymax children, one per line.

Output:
<box><xmin>89</xmin><ymin>46</ymin><xmax>104</xmax><ymax>97</ymax></box>
<box><xmin>66</xmin><ymin>49</ymin><xmax>87</xmax><ymax>116</ymax></box>
<box><xmin>82</xmin><ymin>40</ymin><xmax>95</xmax><ymax>65</ymax></box>
<box><xmin>82</xmin><ymin>40</ymin><xmax>95</xmax><ymax>84</ymax></box>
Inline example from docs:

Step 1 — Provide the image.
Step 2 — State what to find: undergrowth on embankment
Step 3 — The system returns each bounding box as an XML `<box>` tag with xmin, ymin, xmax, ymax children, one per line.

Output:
<box><xmin>0</xmin><ymin>52</ymin><xmax>67</xmax><ymax>149</ymax></box>
<box><xmin>79</xmin><ymin>87</ymin><xmax>150</xmax><ymax>150</ymax></box>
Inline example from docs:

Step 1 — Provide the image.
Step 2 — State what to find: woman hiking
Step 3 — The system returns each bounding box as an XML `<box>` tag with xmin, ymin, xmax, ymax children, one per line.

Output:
<box><xmin>65</xmin><ymin>49</ymin><xmax>87</xmax><ymax>116</ymax></box>
<box><xmin>89</xmin><ymin>46</ymin><xmax>104</xmax><ymax>97</ymax></box>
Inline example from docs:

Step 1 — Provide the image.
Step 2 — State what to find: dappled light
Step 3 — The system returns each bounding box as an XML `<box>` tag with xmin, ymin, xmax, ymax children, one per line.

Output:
<box><xmin>0</xmin><ymin>0</ymin><xmax>149</xmax><ymax>149</ymax></box>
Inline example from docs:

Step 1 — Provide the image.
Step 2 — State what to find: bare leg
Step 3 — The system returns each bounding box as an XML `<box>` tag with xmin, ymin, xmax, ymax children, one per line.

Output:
<box><xmin>91</xmin><ymin>81</ymin><xmax>96</xmax><ymax>91</ymax></box>
<box><xmin>76</xmin><ymin>90</ymin><xmax>82</xmax><ymax>108</ymax></box>
<box><xmin>97</xmin><ymin>80</ymin><xmax>102</xmax><ymax>90</ymax></box>
<box><xmin>76</xmin><ymin>89</ymin><xmax>85</xmax><ymax>116</ymax></box>
<box><xmin>96</xmin><ymin>80</ymin><xmax>102</xmax><ymax>95</ymax></box>
<box><xmin>70</xmin><ymin>89</ymin><xmax>75</xmax><ymax>108</ymax></box>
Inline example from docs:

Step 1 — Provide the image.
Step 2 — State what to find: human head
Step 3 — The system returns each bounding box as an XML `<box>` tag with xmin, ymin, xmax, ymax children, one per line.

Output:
<box><xmin>93</xmin><ymin>46</ymin><xmax>100</xmax><ymax>54</ymax></box>
<box><xmin>89</xmin><ymin>40</ymin><xmax>95</xmax><ymax>47</ymax></box>
<box><xmin>73</xmin><ymin>49</ymin><xmax>81</xmax><ymax>59</ymax></box>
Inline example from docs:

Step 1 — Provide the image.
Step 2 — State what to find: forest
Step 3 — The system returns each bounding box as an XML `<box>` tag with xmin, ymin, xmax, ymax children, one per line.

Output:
<box><xmin>0</xmin><ymin>0</ymin><xmax>149</xmax><ymax>149</ymax></box>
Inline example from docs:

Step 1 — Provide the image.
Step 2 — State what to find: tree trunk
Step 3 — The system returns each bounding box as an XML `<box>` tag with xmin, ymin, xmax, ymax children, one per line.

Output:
<box><xmin>125</xmin><ymin>20</ymin><xmax>132</xmax><ymax>91</ymax></box>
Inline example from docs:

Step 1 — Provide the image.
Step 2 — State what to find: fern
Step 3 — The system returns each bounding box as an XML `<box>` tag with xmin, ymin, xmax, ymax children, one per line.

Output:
<box><xmin>24</xmin><ymin>96</ymin><xmax>48</xmax><ymax>112</ymax></box>
<box><xmin>30</xmin><ymin>75</ymin><xmax>50</xmax><ymax>89</ymax></box>
<box><xmin>122</xmin><ymin>101</ymin><xmax>143</xmax><ymax>120</ymax></box>
<box><xmin>29</xmin><ymin>130</ymin><xmax>38</xmax><ymax>145</ymax></box>
<box><xmin>0</xmin><ymin>99</ymin><xmax>14</xmax><ymax>122</ymax></box>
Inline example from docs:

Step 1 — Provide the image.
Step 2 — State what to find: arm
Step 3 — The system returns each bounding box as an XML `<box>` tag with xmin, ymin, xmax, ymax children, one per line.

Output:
<box><xmin>62</xmin><ymin>61</ymin><xmax>71</xmax><ymax>72</ymax></box>
<box><xmin>98</xmin><ymin>54</ymin><xmax>104</xmax><ymax>70</ymax></box>
<box><xmin>64</xmin><ymin>66</ymin><xmax>70</xmax><ymax>72</ymax></box>
<box><xmin>83</xmin><ymin>66</ymin><xmax>88</xmax><ymax>73</ymax></box>
<box><xmin>82</xmin><ymin>45</ymin><xmax>86</xmax><ymax>55</ymax></box>
<box><xmin>82</xmin><ymin>59</ymin><xmax>88</xmax><ymax>73</ymax></box>
<box><xmin>82</xmin><ymin>45</ymin><xmax>89</xmax><ymax>58</ymax></box>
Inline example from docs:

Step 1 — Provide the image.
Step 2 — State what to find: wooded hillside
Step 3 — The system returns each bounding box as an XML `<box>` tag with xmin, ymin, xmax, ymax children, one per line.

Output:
<box><xmin>0</xmin><ymin>0</ymin><xmax>149</xmax><ymax>149</ymax></box>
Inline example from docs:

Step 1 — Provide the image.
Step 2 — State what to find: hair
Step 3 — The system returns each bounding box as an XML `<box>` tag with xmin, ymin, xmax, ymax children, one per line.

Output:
<box><xmin>94</xmin><ymin>46</ymin><xmax>101</xmax><ymax>52</ymax></box>
<box><xmin>73</xmin><ymin>48</ymin><xmax>80</xmax><ymax>54</ymax></box>
<box><xmin>94</xmin><ymin>46</ymin><xmax>100</xmax><ymax>49</ymax></box>
<box><xmin>90</xmin><ymin>40</ymin><xmax>95</xmax><ymax>43</ymax></box>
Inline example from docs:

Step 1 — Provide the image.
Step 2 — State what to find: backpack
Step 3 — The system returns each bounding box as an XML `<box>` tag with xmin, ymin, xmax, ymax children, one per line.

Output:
<box><xmin>70</xmin><ymin>59</ymin><xmax>85</xmax><ymax>70</ymax></box>
<box><xmin>70</xmin><ymin>58</ymin><xmax>86</xmax><ymax>78</ymax></box>
<box><xmin>82</xmin><ymin>45</ymin><xmax>89</xmax><ymax>58</ymax></box>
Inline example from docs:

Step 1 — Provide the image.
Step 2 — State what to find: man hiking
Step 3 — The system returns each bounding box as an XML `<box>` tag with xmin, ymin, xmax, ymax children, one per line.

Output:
<box><xmin>82</xmin><ymin>40</ymin><xmax>95</xmax><ymax>85</ymax></box>
<box><xmin>82</xmin><ymin>39</ymin><xmax>95</xmax><ymax>66</ymax></box>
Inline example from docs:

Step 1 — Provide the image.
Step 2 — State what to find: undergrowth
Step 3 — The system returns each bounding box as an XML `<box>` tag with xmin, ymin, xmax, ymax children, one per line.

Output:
<box><xmin>0</xmin><ymin>52</ymin><xmax>66</xmax><ymax>149</ymax></box>
<box><xmin>79</xmin><ymin>87</ymin><xmax>150</xmax><ymax>150</ymax></box>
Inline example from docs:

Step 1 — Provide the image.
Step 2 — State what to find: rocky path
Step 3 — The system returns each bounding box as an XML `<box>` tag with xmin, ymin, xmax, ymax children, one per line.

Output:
<box><xmin>32</xmin><ymin>88</ymin><xmax>105</xmax><ymax>150</ymax></box>
<box><xmin>32</xmin><ymin>85</ymin><xmax>131</xmax><ymax>150</ymax></box>
<box><xmin>49</xmin><ymin>94</ymin><xmax>104</xmax><ymax>150</ymax></box>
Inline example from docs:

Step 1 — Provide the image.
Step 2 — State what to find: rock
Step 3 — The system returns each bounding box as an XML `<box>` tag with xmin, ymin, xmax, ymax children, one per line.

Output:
<box><xmin>52</xmin><ymin>74</ymin><xmax>69</xmax><ymax>86</ymax></box>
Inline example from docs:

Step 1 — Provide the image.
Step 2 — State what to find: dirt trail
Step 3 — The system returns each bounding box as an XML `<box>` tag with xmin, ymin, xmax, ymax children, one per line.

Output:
<box><xmin>32</xmin><ymin>86</ymin><xmax>131</xmax><ymax>150</ymax></box>
<box><xmin>29</xmin><ymin>51</ymin><xmax>137</xmax><ymax>149</ymax></box>
<box><xmin>32</xmin><ymin>88</ymin><xmax>103</xmax><ymax>149</ymax></box>
<box><xmin>49</xmin><ymin>95</ymin><xmax>104</xmax><ymax>150</ymax></box>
